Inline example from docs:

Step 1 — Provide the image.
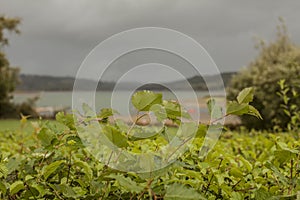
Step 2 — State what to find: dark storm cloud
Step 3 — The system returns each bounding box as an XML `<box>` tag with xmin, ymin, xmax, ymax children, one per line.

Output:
<box><xmin>0</xmin><ymin>0</ymin><xmax>300</xmax><ymax>81</ymax></box>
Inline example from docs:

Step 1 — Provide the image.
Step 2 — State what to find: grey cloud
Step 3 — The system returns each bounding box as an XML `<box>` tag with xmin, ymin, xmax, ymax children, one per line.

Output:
<box><xmin>0</xmin><ymin>0</ymin><xmax>299</xmax><ymax>81</ymax></box>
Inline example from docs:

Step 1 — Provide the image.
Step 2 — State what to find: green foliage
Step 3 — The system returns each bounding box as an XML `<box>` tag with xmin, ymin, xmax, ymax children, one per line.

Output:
<box><xmin>227</xmin><ymin>21</ymin><xmax>300</xmax><ymax>130</ymax></box>
<box><xmin>276</xmin><ymin>79</ymin><xmax>300</xmax><ymax>137</ymax></box>
<box><xmin>225</xmin><ymin>87</ymin><xmax>262</xmax><ymax>119</ymax></box>
<box><xmin>132</xmin><ymin>90</ymin><xmax>162</xmax><ymax>111</ymax></box>
<box><xmin>0</xmin><ymin>120</ymin><xmax>299</xmax><ymax>199</ymax></box>
<box><xmin>6</xmin><ymin>90</ymin><xmax>297</xmax><ymax>199</ymax></box>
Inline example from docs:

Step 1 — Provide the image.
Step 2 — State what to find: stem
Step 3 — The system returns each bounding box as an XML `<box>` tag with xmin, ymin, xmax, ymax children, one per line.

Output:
<box><xmin>232</xmin><ymin>179</ymin><xmax>242</xmax><ymax>190</ymax></box>
<box><xmin>66</xmin><ymin>150</ymin><xmax>72</xmax><ymax>184</ymax></box>
<box><xmin>166</xmin><ymin>136</ymin><xmax>194</xmax><ymax>162</ymax></box>
<box><xmin>25</xmin><ymin>182</ymin><xmax>37</xmax><ymax>200</ymax></box>
<box><xmin>100</xmin><ymin>181</ymin><xmax>110</xmax><ymax>200</ymax></box>
<box><xmin>205</xmin><ymin>172</ymin><xmax>214</xmax><ymax>195</ymax></box>
<box><xmin>38</xmin><ymin>151</ymin><xmax>49</xmax><ymax>167</ymax></box>
<box><xmin>127</xmin><ymin>112</ymin><xmax>149</xmax><ymax>136</ymax></box>
<box><xmin>288</xmin><ymin>159</ymin><xmax>294</xmax><ymax>195</ymax></box>
<box><xmin>205</xmin><ymin>158</ymin><xmax>223</xmax><ymax>194</ymax></box>
<box><xmin>234</xmin><ymin>187</ymin><xmax>256</xmax><ymax>192</ymax></box>
<box><xmin>210</xmin><ymin>114</ymin><xmax>229</xmax><ymax>125</ymax></box>
<box><xmin>53</xmin><ymin>189</ymin><xmax>64</xmax><ymax>200</ymax></box>
<box><xmin>106</xmin><ymin>151</ymin><xmax>113</xmax><ymax>166</ymax></box>
<box><xmin>138</xmin><ymin>179</ymin><xmax>153</xmax><ymax>200</ymax></box>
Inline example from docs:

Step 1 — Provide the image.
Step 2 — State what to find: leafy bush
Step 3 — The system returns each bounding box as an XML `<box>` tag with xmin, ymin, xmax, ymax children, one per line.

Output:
<box><xmin>227</xmin><ymin>22</ymin><xmax>300</xmax><ymax>130</ymax></box>
<box><xmin>2</xmin><ymin>89</ymin><xmax>298</xmax><ymax>199</ymax></box>
<box><xmin>276</xmin><ymin>79</ymin><xmax>300</xmax><ymax>138</ymax></box>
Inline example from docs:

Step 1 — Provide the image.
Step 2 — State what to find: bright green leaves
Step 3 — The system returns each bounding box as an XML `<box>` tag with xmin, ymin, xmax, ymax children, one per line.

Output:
<box><xmin>98</xmin><ymin>108</ymin><xmax>119</xmax><ymax>123</ymax></box>
<box><xmin>206</xmin><ymin>87</ymin><xmax>262</xmax><ymax>121</ymax></box>
<box><xmin>0</xmin><ymin>163</ymin><xmax>8</xmax><ymax>179</ymax></box>
<box><xmin>150</xmin><ymin>104</ymin><xmax>167</xmax><ymax>122</ymax></box>
<box><xmin>274</xmin><ymin>141</ymin><xmax>299</xmax><ymax>164</ymax></box>
<box><xmin>248</xmin><ymin>105</ymin><xmax>262</xmax><ymax>119</ymax></box>
<box><xmin>164</xmin><ymin>183</ymin><xmax>205</xmax><ymax>200</ymax></box>
<box><xmin>37</xmin><ymin>128</ymin><xmax>58</xmax><ymax>148</ymax></box>
<box><xmin>226</xmin><ymin>87</ymin><xmax>262</xmax><ymax>119</ymax></box>
<box><xmin>42</xmin><ymin>160</ymin><xmax>65</xmax><ymax>180</ymax></box>
<box><xmin>102</xmin><ymin>125</ymin><xmax>128</xmax><ymax>148</ymax></box>
<box><xmin>207</xmin><ymin>98</ymin><xmax>223</xmax><ymax>119</ymax></box>
<box><xmin>0</xmin><ymin>88</ymin><xmax>276</xmax><ymax>199</ymax></box>
<box><xmin>56</xmin><ymin>112</ymin><xmax>76</xmax><ymax>130</ymax></box>
<box><xmin>106</xmin><ymin>174</ymin><xmax>145</xmax><ymax>193</ymax></box>
<box><xmin>237</xmin><ymin>87</ymin><xmax>254</xmax><ymax>104</ymax></box>
<box><xmin>73</xmin><ymin>160</ymin><xmax>93</xmax><ymax>181</ymax></box>
<box><xmin>226</xmin><ymin>102</ymin><xmax>249</xmax><ymax>116</ymax></box>
<box><xmin>131</xmin><ymin>91</ymin><xmax>190</xmax><ymax>122</ymax></box>
<box><xmin>10</xmin><ymin>181</ymin><xmax>24</xmax><ymax>195</ymax></box>
<box><xmin>132</xmin><ymin>90</ymin><xmax>162</xmax><ymax>111</ymax></box>
<box><xmin>163</xmin><ymin>100</ymin><xmax>191</xmax><ymax>120</ymax></box>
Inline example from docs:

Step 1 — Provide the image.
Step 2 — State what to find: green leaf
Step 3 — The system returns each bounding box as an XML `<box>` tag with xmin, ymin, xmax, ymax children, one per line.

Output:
<box><xmin>56</xmin><ymin>112</ymin><xmax>76</xmax><ymax>130</ymax></box>
<box><xmin>207</xmin><ymin>98</ymin><xmax>223</xmax><ymax>119</ymax></box>
<box><xmin>66</xmin><ymin>135</ymin><xmax>84</xmax><ymax>148</ymax></box>
<box><xmin>115</xmin><ymin>119</ymin><xmax>129</xmax><ymax>132</ymax></box>
<box><xmin>165</xmin><ymin>183</ymin><xmax>205</xmax><ymax>200</ymax></box>
<box><xmin>229</xmin><ymin>167</ymin><xmax>243</xmax><ymax>178</ymax></box>
<box><xmin>37</xmin><ymin>128</ymin><xmax>57</xmax><ymax>148</ymax></box>
<box><xmin>248</xmin><ymin>105</ymin><xmax>263</xmax><ymax>119</ymax></box>
<box><xmin>0</xmin><ymin>163</ymin><xmax>8</xmax><ymax>178</ymax></box>
<box><xmin>107</xmin><ymin>174</ymin><xmax>144</xmax><ymax>193</ymax></box>
<box><xmin>226</xmin><ymin>102</ymin><xmax>249</xmax><ymax>116</ymax></box>
<box><xmin>6</xmin><ymin>157</ymin><xmax>21</xmax><ymax>174</ymax></box>
<box><xmin>130</xmin><ymin>126</ymin><xmax>163</xmax><ymax>140</ymax></box>
<box><xmin>274</xmin><ymin>143</ymin><xmax>298</xmax><ymax>164</ymax></box>
<box><xmin>254</xmin><ymin>187</ymin><xmax>272</xmax><ymax>200</ymax></box>
<box><xmin>150</xmin><ymin>104</ymin><xmax>167</xmax><ymax>122</ymax></box>
<box><xmin>238</xmin><ymin>156</ymin><xmax>253</xmax><ymax>172</ymax></box>
<box><xmin>22</xmin><ymin>186</ymin><xmax>39</xmax><ymax>199</ymax></box>
<box><xmin>231</xmin><ymin>192</ymin><xmax>243</xmax><ymax>200</ymax></box>
<box><xmin>42</xmin><ymin>160</ymin><xmax>65</xmax><ymax>180</ymax></box>
<box><xmin>163</xmin><ymin>100</ymin><xmax>191</xmax><ymax>120</ymax></box>
<box><xmin>265</xmin><ymin>161</ymin><xmax>288</xmax><ymax>184</ymax></box>
<box><xmin>10</xmin><ymin>180</ymin><xmax>24</xmax><ymax>195</ymax></box>
<box><xmin>237</xmin><ymin>87</ymin><xmax>254</xmax><ymax>104</ymax></box>
<box><xmin>102</xmin><ymin>125</ymin><xmax>128</xmax><ymax>148</ymax></box>
<box><xmin>74</xmin><ymin>160</ymin><xmax>93</xmax><ymax>181</ymax></box>
<box><xmin>195</xmin><ymin>124</ymin><xmax>207</xmax><ymax>138</ymax></box>
<box><xmin>50</xmin><ymin>184</ymin><xmax>77</xmax><ymax>198</ymax></box>
<box><xmin>82</xmin><ymin>103</ymin><xmax>95</xmax><ymax>116</ymax></box>
<box><xmin>0</xmin><ymin>181</ymin><xmax>7</xmax><ymax>195</ymax></box>
<box><xmin>131</xmin><ymin>91</ymin><xmax>162</xmax><ymax>111</ymax></box>
<box><xmin>98</xmin><ymin>108</ymin><xmax>118</xmax><ymax>119</ymax></box>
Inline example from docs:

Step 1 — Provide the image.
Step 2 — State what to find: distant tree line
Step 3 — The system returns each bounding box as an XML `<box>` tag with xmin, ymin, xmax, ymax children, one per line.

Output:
<box><xmin>17</xmin><ymin>72</ymin><xmax>235</xmax><ymax>91</ymax></box>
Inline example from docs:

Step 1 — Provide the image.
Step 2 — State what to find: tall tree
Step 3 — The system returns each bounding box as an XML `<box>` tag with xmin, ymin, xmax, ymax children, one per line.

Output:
<box><xmin>0</xmin><ymin>15</ymin><xmax>21</xmax><ymax>117</ymax></box>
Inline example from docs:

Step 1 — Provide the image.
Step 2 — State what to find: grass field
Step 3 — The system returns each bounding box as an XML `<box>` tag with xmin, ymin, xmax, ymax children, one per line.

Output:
<box><xmin>0</xmin><ymin>119</ymin><xmax>25</xmax><ymax>132</ymax></box>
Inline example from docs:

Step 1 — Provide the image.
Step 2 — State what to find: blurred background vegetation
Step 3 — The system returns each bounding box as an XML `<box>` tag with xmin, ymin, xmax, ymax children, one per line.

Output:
<box><xmin>0</xmin><ymin>16</ymin><xmax>37</xmax><ymax>118</ymax></box>
<box><xmin>227</xmin><ymin>20</ymin><xmax>300</xmax><ymax>130</ymax></box>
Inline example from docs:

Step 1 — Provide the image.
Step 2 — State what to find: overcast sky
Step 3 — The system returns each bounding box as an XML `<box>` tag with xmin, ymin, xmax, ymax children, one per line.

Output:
<box><xmin>0</xmin><ymin>0</ymin><xmax>300</xmax><ymax>82</ymax></box>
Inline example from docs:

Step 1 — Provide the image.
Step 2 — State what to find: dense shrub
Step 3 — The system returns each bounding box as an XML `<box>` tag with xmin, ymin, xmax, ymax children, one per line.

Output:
<box><xmin>0</xmin><ymin>91</ymin><xmax>299</xmax><ymax>199</ymax></box>
<box><xmin>227</xmin><ymin>22</ymin><xmax>300</xmax><ymax>130</ymax></box>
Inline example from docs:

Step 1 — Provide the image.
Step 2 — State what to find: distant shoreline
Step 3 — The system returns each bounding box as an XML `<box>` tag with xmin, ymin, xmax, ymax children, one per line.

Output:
<box><xmin>17</xmin><ymin>72</ymin><xmax>235</xmax><ymax>91</ymax></box>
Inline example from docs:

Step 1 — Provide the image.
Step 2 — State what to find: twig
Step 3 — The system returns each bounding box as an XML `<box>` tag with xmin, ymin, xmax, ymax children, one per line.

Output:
<box><xmin>288</xmin><ymin>159</ymin><xmax>294</xmax><ymax>195</ymax></box>
<box><xmin>66</xmin><ymin>150</ymin><xmax>72</xmax><ymax>184</ymax></box>
<box><xmin>166</xmin><ymin>136</ymin><xmax>194</xmax><ymax>162</ymax></box>
<box><xmin>205</xmin><ymin>158</ymin><xmax>223</xmax><ymax>194</ymax></box>
<box><xmin>210</xmin><ymin>114</ymin><xmax>229</xmax><ymax>125</ymax></box>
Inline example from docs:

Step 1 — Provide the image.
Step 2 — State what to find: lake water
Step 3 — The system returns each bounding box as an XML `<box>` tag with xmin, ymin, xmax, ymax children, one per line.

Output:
<box><xmin>13</xmin><ymin>90</ymin><xmax>225</xmax><ymax>118</ymax></box>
